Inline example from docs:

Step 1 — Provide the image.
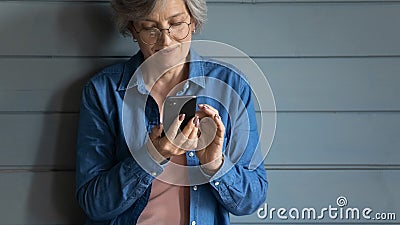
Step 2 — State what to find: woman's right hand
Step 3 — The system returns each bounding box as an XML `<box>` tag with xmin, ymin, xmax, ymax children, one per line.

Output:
<box><xmin>147</xmin><ymin>114</ymin><xmax>200</xmax><ymax>163</ymax></box>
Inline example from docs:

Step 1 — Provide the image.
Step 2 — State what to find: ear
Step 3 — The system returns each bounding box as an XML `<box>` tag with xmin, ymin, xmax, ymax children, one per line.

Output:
<box><xmin>190</xmin><ymin>20</ymin><xmax>197</xmax><ymax>33</ymax></box>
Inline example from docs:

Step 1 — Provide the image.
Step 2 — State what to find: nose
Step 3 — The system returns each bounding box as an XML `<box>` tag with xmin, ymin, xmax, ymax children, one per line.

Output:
<box><xmin>157</xmin><ymin>29</ymin><xmax>173</xmax><ymax>46</ymax></box>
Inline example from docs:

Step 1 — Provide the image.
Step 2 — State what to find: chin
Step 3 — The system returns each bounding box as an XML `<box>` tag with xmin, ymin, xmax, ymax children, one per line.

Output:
<box><xmin>156</xmin><ymin>46</ymin><xmax>189</xmax><ymax>68</ymax></box>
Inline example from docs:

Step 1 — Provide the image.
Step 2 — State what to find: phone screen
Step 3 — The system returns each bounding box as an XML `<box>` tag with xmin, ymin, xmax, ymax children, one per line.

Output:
<box><xmin>163</xmin><ymin>96</ymin><xmax>197</xmax><ymax>133</ymax></box>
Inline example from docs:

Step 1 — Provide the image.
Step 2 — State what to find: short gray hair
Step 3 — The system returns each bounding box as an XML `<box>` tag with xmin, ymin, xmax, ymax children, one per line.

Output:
<box><xmin>111</xmin><ymin>0</ymin><xmax>207</xmax><ymax>36</ymax></box>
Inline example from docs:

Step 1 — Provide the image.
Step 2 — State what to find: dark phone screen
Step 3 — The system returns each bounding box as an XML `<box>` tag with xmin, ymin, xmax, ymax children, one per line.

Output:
<box><xmin>163</xmin><ymin>96</ymin><xmax>197</xmax><ymax>134</ymax></box>
<box><xmin>178</xmin><ymin>97</ymin><xmax>196</xmax><ymax>130</ymax></box>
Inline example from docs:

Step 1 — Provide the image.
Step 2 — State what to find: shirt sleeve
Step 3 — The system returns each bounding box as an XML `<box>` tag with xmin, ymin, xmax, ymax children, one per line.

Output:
<box><xmin>75</xmin><ymin>81</ymin><xmax>158</xmax><ymax>221</ymax></box>
<box><xmin>208</xmin><ymin>79</ymin><xmax>268</xmax><ymax>216</ymax></box>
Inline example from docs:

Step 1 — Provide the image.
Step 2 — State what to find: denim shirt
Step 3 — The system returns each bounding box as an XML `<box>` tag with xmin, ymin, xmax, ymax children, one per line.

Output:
<box><xmin>76</xmin><ymin>49</ymin><xmax>268</xmax><ymax>225</ymax></box>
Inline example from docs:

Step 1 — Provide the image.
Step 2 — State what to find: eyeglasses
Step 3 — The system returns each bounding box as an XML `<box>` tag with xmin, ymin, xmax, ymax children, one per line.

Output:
<box><xmin>132</xmin><ymin>19</ymin><xmax>192</xmax><ymax>45</ymax></box>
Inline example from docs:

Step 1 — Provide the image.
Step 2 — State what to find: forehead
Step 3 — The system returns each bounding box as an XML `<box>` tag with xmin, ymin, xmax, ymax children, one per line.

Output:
<box><xmin>145</xmin><ymin>0</ymin><xmax>189</xmax><ymax>21</ymax></box>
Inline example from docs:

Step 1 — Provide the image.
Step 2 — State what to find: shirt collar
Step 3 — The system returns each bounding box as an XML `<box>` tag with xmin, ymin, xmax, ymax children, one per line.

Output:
<box><xmin>117</xmin><ymin>48</ymin><xmax>206</xmax><ymax>92</ymax></box>
<box><xmin>117</xmin><ymin>51</ymin><xmax>144</xmax><ymax>92</ymax></box>
<box><xmin>188</xmin><ymin>49</ymin><xmax>206</xmax><ymax>88</ymax></box>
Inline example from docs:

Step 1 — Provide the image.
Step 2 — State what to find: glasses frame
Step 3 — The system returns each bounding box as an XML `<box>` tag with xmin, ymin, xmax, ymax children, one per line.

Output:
<box><xmin>132</xmin><ymin>18</ymin><xmax>192</xmax><ymax>45</ymax></box>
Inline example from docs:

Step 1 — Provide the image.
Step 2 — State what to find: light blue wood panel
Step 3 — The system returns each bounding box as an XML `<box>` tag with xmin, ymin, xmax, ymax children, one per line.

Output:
<box><xmin>221</xmin><ymin>57</ymin><xmax>400</xmax><ymax>111</ymax></box>
<box><xmin>0</xmin><ymin>170</ymin><xmax>398</xmax><ymax>224</ymax></box>
<box><xmin>19</xmin><ymin>0</ymin><xmax>400</xmax><ymax>2</ymax></box>
<box><xmin>261</xmin><ymin>112</ymin><xmax>400</xmax><ymax>166</ymax></box>
<box><xmin>0</xmin><ymin>113</ymin><xmax>78</xmax><ymax>168</ymax></box>
<box><xmin>230</xmin><ymin>170</ymin><xmax>400</xmax><ymax>224</ymax></box>
<box><xmin>0</xmin><ymin>2</ymin><xmax>137</xmax><ymax>56</ymax></box>
<box><xmin>0</xmin><ymin>58</ymin><xmax>122</xmax><ymax>112</ymax></box>
<box><xmin>1</xmin><ymin>57</ymin><xmax>400</xmax><ymax>112</ymax></box>
<box><xmin>202</xmin><ymin>3</ymin><xmax>400</xmax><ymax>57</ymax></box>
<box><xmin>1</xmin><ymin>2</ymin><xmax>400</xmax><ymax>56</ymax></box>
<box><xmin>0</xmin><ymin>171</ymin><xmax>85</xmax><ymax>225</ymax></box>
<box><xmin>1</xmin><ymin>112</ymin><xmax>399</xmax><ymax>168</ymax></box>
<box><xmin>18</xmin><ymin>0</ymin><xmax>400</xmax><ymax>2</ymax></box>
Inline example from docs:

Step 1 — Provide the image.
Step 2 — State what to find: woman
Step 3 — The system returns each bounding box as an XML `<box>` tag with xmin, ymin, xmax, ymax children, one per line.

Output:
<box><xmin>76</xmin><ymin>0</ymin><xmax>268</xmax><ymax>224</ymax></box>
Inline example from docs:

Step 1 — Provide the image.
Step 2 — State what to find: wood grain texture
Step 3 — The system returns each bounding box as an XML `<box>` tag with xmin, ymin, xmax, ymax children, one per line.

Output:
<box><xmin>231</xmin><ymin>170</ymin><xmax>400</xmax><ymax>224</ymax></box>
<box><xmin>1</xmin><ymin>0</ymin><xmax>399</xmax><ymax>224</ymax></box>
<box><xmin>0</xmin><ymin>2</ymin><xmax>399</xmax><ymax>56</ymax></box>
<box><xmin>14</xmin><ymin>0</ymin><xmax>400</xmax><ymax>2</ymax></box>
<box><xmin>1</xmin><ymin>112</ymin><xmax>399</xmax><ymax>168</ymax></box>
<box><xmin>0</xmin><ymin>170</ymin><xmax>398</xmax><ymax>224</ymax></box>
<box><xmin>0</xmin><ymin>171</ymin><xmax>85</xmax><ymax>225</ymax></box>
<box><xmin>1</xmin><ymin>57</ymin><xmax>400</xmax><ymax>112</ymax></box>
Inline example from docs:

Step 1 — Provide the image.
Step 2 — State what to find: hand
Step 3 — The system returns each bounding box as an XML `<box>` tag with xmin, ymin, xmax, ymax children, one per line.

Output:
<box><xmin>196</xmin><ymin>104</ymin><xmax>225</xmax><ymax>174</ymax></box>
<box><xmin>147</xmin><ymin>114</ymin><xmax>200</xmax><ymax>163</ymax></box>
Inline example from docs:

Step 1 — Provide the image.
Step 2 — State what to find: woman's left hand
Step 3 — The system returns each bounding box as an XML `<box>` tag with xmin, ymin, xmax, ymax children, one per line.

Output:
<box><xmin>195</xmin><ymin>104</ymin><xmax>225</xmax><ymax>175</ymax></box>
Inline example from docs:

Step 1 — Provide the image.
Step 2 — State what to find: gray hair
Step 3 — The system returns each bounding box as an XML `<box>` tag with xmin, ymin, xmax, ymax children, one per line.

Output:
<box><xmin>111</xmin><ymin>0</ymin><xmax>207</xmax><ymax>36</ymax></box>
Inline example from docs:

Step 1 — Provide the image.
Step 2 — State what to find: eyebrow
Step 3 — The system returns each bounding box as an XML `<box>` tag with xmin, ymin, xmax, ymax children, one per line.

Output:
<box><xmin>142</xmin><ymin>12</ymin><xmax>187</xmax><ymax>23</ymax></box>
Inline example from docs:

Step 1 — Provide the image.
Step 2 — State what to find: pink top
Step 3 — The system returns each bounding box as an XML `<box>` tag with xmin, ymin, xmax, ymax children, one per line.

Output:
<box><xmin>136</xmin><ymin>154</ymin><xmax>190</xmax><ymax>225</ymax></box>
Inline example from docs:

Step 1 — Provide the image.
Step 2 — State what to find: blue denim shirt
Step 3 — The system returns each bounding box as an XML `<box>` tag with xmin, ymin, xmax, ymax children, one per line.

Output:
<box><xmin>76</xmin><ymin>49</ymin><xmax>268</xmax><ymax>225</ymax></box>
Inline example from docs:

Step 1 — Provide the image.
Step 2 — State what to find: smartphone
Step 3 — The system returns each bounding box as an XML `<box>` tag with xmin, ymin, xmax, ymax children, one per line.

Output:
<box><xmin>163</xmin><ymin>95</ymin><xmax>197</xmax><ymax>133</ymax></box>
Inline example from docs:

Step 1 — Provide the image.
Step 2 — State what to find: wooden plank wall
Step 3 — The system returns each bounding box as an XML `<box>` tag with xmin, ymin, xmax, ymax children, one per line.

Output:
<box><xmin>0</xmin><ymin>0</ymin><xmax>399</xmax><ymax>224</ymax></box>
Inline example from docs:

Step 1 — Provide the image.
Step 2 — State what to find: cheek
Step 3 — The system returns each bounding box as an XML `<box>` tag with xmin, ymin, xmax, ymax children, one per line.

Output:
<box><xmin>186</xmin><ymin>25</ymin><xmax>196</xmax><ymax>40</ymax></box>
<box><xmin>138</xmin><ymin>44</ymin><xmax>153</xmax><ymax>59</ymax></box>
<box><xmin>182</xmin><ymin>31</ymin><xmax>193</xmax><ymax>42</ymax></box>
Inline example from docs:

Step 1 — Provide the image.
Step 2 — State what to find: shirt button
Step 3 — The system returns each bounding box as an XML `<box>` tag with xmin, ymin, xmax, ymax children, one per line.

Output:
<box><xmin>193</xmin><ymin>185</ymin><xmax>198</xmax><ymax>191</ymax></box>
<box><xmin>214</xmin><ymin>181</ymin><xmax>220</xmax><ymax>186</ymax></box>
<box><xmin>188</xmin><ymin>152</ymin><xmax>194</xmax><ymax>157</ymax></box>
<box><xmin>151</xmin><ymin>172</ymin><xmax>157</xmax><ymax>176</ymax></box>
<box><xmin>191</xmin><ymin>221</ymin><xmax>196</xmax><ymax>225</ymax></box>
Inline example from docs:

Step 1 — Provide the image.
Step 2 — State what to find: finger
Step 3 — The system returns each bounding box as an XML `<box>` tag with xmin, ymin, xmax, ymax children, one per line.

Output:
<box><xmin>198</xmin><ymin>104</ymin><xmax>219</xmax><ymax>117</ymax></box>
<box><xmin>165</xmin><ymin>114</ymin><xmax>185</xmax><ymax>141</ymax></box>
<box><xmin>179</xmin><ymin>116</ymin><xmax>196</xmax><ymax>137</ymax></box>
<box><xmin>186</xmin><ymin>120</ymin><xmax>199</xmax><ymax>150</ymax></box>
<box><xmin>213</xmin><ymin>114</ymin><xmax>225</xmax><ymax>142</ymax></box>
<box><xmin>174</xmin><ymin>116</ymin><xmax>197</xmax><ymax>150</ymax></box>
<box><xmin>197</xmin><ymin>117</ymin><xmax>217</xmax><ymax>150</ymax></box>
<box><xmin>188</xmin><ymin>116</ymin><xmax>200</xmax><ymax>139</ymax></box>
<box><xmin>194</xmin><ymin>111</ymin><xmax>207</xmax><ymax>119</ymax></box>
<box><xmin>149</xmin><ymin>124</ymin><xmax>163</xmax><ymax>148</ymax></box>
<box><xmin>147</xmin><ymin>125</ymin><xmax>166</xmax><ymax>161</ymax></box>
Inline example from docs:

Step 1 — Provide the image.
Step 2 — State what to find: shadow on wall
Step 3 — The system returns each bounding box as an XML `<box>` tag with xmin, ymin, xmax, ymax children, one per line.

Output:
<box><xmin>25</xmin><ymin>3</ymin><xmax>133</xmax><ymax>224</ymax></box>
<box><xmin>57</xmin><ymin>3</ymin><xmax>117</xmax><ymax>56</ymax></box>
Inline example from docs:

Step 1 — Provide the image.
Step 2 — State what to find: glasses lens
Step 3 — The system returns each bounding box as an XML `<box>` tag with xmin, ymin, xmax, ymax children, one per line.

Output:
<box><xmin>141</xmin><ymin>28</ymin><xmax>160</xmax><ymax>45</ymax></box>
<box><xmin>170</xmin><ymin>23</ymin><xmax>190</xmax><ymax>40</ymax></box>
<box><xmin>139</xmin><ymin>22</ymin><xmax>190</xmax><ymax>45</ymax></box>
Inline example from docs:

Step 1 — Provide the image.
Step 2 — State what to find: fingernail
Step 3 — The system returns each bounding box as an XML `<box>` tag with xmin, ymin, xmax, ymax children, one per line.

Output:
<box><xmin>192</xmin><ymin>116</ymin><xmax>197</xmax><ymax>124</ymax></box>
<box><xmin>198</xmin><ymin>104</ymin><xmax>204</xmax><ymax>108</ymax></box>
<box><xmin>194</xmin><ymin>116</ymin><xmax>200</xmax><ymax>127</ymax></box>
<box><xmin>179</xmin><ymin>114</ymin><xmax>185</xmax><ymax>121</ymax></box>
<box><xmin>214</xmin><ymin>114</ymin><xmax>220</xmax><ymax>119</ymax></box>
